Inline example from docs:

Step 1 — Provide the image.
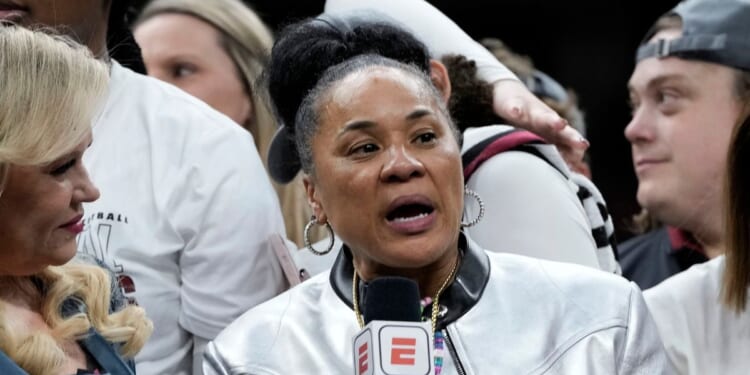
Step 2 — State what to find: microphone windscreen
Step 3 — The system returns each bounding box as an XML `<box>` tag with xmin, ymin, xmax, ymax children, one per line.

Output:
<box><xmin>362</xmin><ymin>277</ymin><xmax>421</xmax><ymax>324</ymax></box>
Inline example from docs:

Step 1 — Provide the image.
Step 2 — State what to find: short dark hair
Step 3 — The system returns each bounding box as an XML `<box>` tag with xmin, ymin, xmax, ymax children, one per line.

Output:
<box><xmin>440</xmin><ymin>54</ymin><xmax>499</xmax><ymax>131</ymax></box>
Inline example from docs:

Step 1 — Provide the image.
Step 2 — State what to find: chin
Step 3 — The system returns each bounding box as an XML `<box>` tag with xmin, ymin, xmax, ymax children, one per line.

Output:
<box><xmin>636</xmin><ymin>193</ymin><xmax>672</xmax><ymax>223</ymax></box>
<box><xmin>383</xmin><ymin>240</ymin><xmax>450</xmax><ymax>268</ymax></box>
<box><xmin>637</xmin><ymin>181</ymin><xmax>667</xmax><ymax>208</ymax></box>
<box><xmin>49</xmin><ymin>242</ymin><xmax>80</xmax><ymax>266</ymax></box>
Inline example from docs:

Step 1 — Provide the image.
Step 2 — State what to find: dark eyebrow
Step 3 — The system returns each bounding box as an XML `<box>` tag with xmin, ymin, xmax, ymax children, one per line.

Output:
<box><xmin>338</xmin><ymin>120</ymin><xmax>376</xmax><ymax>137</ymax></box>
<box><xmin>337</xmin><ymin>108</ymin><xmax>436</xmax><ymax>137</ymax></box>
<box><xmin>406</xmin><ymin>109</ymin><xmax>432</xmax><ymax>121</ymax></box>
<box><xmin>629</xmin><ymin>73</ymin><xmax>690</xmax><ymax>94</ymax></box>
<box><xmin>647</xmin><ymin>74</ymin><xmax>690</xmax><ymax>90</ymax></box>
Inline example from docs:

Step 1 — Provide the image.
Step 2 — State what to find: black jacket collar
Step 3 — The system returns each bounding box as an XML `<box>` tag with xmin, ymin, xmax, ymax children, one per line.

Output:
<box><xmin>329</xmin><ymin>232</ymin><xmax>490</xmax><ymax>329</ymax></box>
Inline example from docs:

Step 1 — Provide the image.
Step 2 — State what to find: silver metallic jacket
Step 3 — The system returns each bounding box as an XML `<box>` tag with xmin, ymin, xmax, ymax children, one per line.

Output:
<box><xmin>204</xmin><ymin>234</ymin><xmax>673</xmax><ymax>374</ymax></box>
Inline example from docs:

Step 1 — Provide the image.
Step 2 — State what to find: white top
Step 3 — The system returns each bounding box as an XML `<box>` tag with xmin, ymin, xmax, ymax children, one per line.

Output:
<box><xmin>462</xmin><ymin>125</ymin><xmax>600</xmax><ymax>268</ymax></box>
<box><xmin>324</xmin><ymin>0</ymin><xmax>517</xmax><ymax>85</ymax></box>
<box><xmin>644</xmin><ymin>256</ymin><xmax>750</xmax><ymax>375</ymax></box>
<box><xmin>205</xmin><ymin>242</ymin><xmax>671</xmax><ymax>374</ymax></box>
<box><xmin>77</xmin><ymin>63</ymin><xmax>288</xmax><ymax>375</ymax></box>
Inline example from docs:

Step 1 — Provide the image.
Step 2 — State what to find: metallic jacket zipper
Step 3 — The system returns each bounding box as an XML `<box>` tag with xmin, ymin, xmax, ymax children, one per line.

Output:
<box><xmin>443</xmin><ymin>329</ymin><xmax>467</xmax><ymax>375</ymax></box>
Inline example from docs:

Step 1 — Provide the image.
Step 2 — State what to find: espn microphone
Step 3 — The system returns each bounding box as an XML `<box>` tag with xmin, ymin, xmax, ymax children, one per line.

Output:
<box><xmin>352</xmin><ymin>277</ymin><xmax>434</xmax><ymax>375</ymax></box>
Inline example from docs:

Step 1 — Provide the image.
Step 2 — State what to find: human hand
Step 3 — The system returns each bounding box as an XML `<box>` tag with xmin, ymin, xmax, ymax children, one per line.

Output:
<box><xmin>492</xmin><ymin>79</ymin><xmax>589</xmax><ymax>165</ymax></box>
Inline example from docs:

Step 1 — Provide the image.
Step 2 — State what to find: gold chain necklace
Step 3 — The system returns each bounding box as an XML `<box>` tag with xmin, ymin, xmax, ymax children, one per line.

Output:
<box><xmin>352</xmin><ymin>254</ymin><xmax>460</xmax><ymax>335</ymax></box>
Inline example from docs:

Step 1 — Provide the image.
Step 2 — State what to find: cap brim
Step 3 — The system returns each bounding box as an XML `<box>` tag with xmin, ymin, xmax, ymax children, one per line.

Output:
<box><xmin>267</xmin><ymin>126</ymin><xmax>302</xmax><ymax>184</ymax></box>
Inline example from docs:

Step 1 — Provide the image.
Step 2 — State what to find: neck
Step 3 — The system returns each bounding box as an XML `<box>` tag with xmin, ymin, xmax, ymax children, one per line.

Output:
<box><xmin>353</xmin><ymin>249</ymin><xmax>460</xmax><ymax>299</ymax></box>
<box><xmin>0</xmin><ymin>276</ymin><xmax>41</xmax><ymax>311</ymax></box>
<box><xmin>690</xmin><ymin>210</ymin><xmax>725</xmax><ymax>259</ymax></box>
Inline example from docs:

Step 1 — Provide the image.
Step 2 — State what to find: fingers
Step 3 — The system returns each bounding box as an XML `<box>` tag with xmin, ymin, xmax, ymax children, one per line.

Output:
<box><xmin>492</xmin><ymin>80</ymin><xmax>589</xmax><ymax>162</ymax></box>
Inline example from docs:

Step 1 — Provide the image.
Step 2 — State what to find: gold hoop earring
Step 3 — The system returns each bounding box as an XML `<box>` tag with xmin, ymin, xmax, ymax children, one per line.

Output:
<box><xmin>304</xmin><ymin>216</ymin><xmax>335</xmax><ymax>256</ymax></box>
<box><xmin>461</xmin><ymin>187</ymin><xmax>485</xmax><ymax>228</ymax></box>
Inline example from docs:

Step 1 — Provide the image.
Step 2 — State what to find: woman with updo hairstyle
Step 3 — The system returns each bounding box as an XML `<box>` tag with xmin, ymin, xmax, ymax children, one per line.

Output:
<box><xmin>271</xmin><ymin>7</ymin><xmax>617</xmax><ymax>277</ymax></box>
<box><xmin>0</xmin><ymin>26</ymin><xmax>152</xmax><ymax>375</ymax></box>
<box><xmin>203</xmin><ymin>17</ymin><xmax>670</xmax><ymax>374</ymax></box>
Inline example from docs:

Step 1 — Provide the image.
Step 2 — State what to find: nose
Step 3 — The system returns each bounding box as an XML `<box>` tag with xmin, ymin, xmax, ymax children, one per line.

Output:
<box><xmin>624</xmin><ymin>107</ymin><xmax>656</xmax><ymax>145</ymax></box>
<box><xmin>380</xmin><ymin>145</ymin><xmax>425</xmax><ymax>183</ymax></box>
<box><xmin>73</xmin><ymin>167</ymin><xmax>100</xmax><ymax>204</ymax></box>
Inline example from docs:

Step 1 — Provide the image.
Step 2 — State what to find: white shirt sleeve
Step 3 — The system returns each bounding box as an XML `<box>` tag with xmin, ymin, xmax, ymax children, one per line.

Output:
<box><xmin>465</xmin><ymin>150</ymin><xmax>600</xmax><ymax>268</ymax></box>
<box><xmin>324</xmin><ymin>0</ymin><xmax>518</xmax><ymax>84</ymax></box>
<box><xmin>172</xmin><ymin>124</ymin><xmax>288</xmax><ymax>341</ymax></box>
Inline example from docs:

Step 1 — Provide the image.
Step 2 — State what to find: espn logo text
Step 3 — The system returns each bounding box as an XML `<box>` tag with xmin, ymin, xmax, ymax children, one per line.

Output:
<box><xmin>353</xmin><ymin>322</ymin><xmax>433</xmax><ymax>375</ymax></box>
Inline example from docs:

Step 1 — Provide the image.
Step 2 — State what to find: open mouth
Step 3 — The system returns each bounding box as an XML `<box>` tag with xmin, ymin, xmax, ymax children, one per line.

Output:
<box><xmin>384</xmin><ymin>195</ymin><xmax>437</xmax><ymax>234</ymax></box>
<box><xmin>386</xmin><ymin>203</ymin><xmax>435</xmax><ymax>223</ymax></box>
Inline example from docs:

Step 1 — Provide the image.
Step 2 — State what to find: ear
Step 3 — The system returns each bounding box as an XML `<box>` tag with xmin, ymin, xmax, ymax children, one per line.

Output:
<box><xmin>303</xmin><ymin>174</ymin><xmax>327</xmax><ymax>223</ymax></box>
<box><xmin>429</xmin><ymin>59</ymin><xmax>452</xmax><ymax>105</ymax></box>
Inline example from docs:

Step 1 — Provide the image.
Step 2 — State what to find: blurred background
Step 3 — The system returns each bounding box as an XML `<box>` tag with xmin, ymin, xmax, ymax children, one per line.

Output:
<box><xmin>132</xmin><ymin>0</ymin><xmax>680</xmax><ymax>240</ymax></box>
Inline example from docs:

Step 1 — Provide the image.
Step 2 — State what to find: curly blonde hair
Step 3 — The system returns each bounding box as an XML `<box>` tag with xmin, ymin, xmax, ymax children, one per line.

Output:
<box><xmin>0</xmin><ymin>26</ymin><xmax>153</xmax><ymax>374</ymax></box>
<box><xmin>0</xmin><ymin>263</ymin><xmax>153</xmax><ymax>375</ymax></box>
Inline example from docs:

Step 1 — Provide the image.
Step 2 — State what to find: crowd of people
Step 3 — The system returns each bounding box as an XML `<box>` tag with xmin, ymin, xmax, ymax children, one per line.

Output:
<box><xmin>0</xmin><ymin>0</ymin><xmax>748</xmax><ymax>374</ymax></box>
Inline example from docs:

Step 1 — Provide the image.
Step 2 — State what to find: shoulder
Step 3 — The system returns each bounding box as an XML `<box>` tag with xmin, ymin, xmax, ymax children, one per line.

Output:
<box><xmin>461</xmin><ymin>125</ymin><xmax>516</xmax><ymax>149</ymax></box>
<box><xmin>486</xmin><ymin>252</ymin><xmax>638</xmax><ymax>320</ymax></box>
<box><xmin>207</xmin><ymin>274</ymin><xmax>331</xmax><ymax>367</ymax></box>
<box><xmin>104</xmin><ymin>63</ymin><xmax>266</xmax><ymax>189</ymax></box>
<box><xmin>461</xmin><ymin>125</ymin><xmax>572</xmax><ymax>186</ymax></box>
<box><xmin>642</xmin><ymin>257</ymin><xmax>725</xmax><ymax>373</ymax></box>
<box><xmin>644</xmin><ymin>256</ymin><xmax>724</xmax><ymax>311</ymax></box>
<box><xmin>107</xmin><ymin>62</ymin><xmax>250</xmax><ymax>141</ymax></box>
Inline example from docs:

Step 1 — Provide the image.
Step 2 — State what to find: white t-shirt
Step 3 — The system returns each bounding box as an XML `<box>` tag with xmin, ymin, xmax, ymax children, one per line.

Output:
<box><xmin>462</xmin><ymin>125</ymin><xmax>600</xmax><ymax>268</ymax></box>
<box><xmin>645</xmin><ymin>256</ymin><xmax>750</xmax><ymax>375</ymax></box>
<box><xmin>77</xmin><ymin>63</ymin><xmax>288</xmax><ymax>375</ymax></box>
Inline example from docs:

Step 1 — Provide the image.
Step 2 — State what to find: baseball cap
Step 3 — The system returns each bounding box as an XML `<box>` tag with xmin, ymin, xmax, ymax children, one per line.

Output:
<box><xmin>636</xmin><ymin>0</ymin><xmax>750</xmax><ymax>71</ymax></box>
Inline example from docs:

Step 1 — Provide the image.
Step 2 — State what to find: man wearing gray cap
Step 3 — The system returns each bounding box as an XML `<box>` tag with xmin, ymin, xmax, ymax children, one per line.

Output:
<box><xmin>619</xmin><ymin>0</ymin><xmax>750</xmax><ymax>289</ymax></box>
<box><xmin>623</xmin><ymin>0</ymin><xmax>750</xmax><ymax>373</ymax></box>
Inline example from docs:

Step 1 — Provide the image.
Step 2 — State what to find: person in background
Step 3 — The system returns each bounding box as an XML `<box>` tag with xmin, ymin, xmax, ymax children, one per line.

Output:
<box><xmin>1</xmin><ymin>1</ymin><xmax>288</xmax><ymax>374</ymax></box>
<box><xmin>0</xmin><ymin>25</ymin><xmax>152</xmax><ymax>375</ymax></box>
<box><xmin>440</xmin><ymin>53</ymin><xmax>619</xmax><ymax>273</ymax></box>
<box><xmin>637</xmin><ymin>3</ymin><xmax>750</xmax><ymax>373</ymax></box>
<box><xmin>203</xmin><ymin>17</ymin><xmax>670</xmax><ymax>374</ymax></box>
<box><xmin>644</xmin><ymin>107</ymin><xmax>750</xmax><ymax>375</ymax></box>
<box><xmin>618</xmin><ymin>0</ymin><xmax>750</xmax><ymax>290</ymax></box>
<box><xmin>134</xmin><ymin>0</ymin><xmax>319</xmax><ymax>247</ymax></box>
<box><xmin>645</xmin><ymin>110</ymin><xmax>750</xmax><ymax>375</ymax></box>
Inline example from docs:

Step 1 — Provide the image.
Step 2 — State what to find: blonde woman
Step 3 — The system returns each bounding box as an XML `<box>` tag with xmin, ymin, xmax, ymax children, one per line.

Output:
<box><xmin>0</xmin><ymin>26</ymin><xmax>152</xmax><ymax>375</ymax></box>
<box><xmin>134</xmin><ymin>0</ymin><xmax>319</xmax><ymax>247</ymax></box>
